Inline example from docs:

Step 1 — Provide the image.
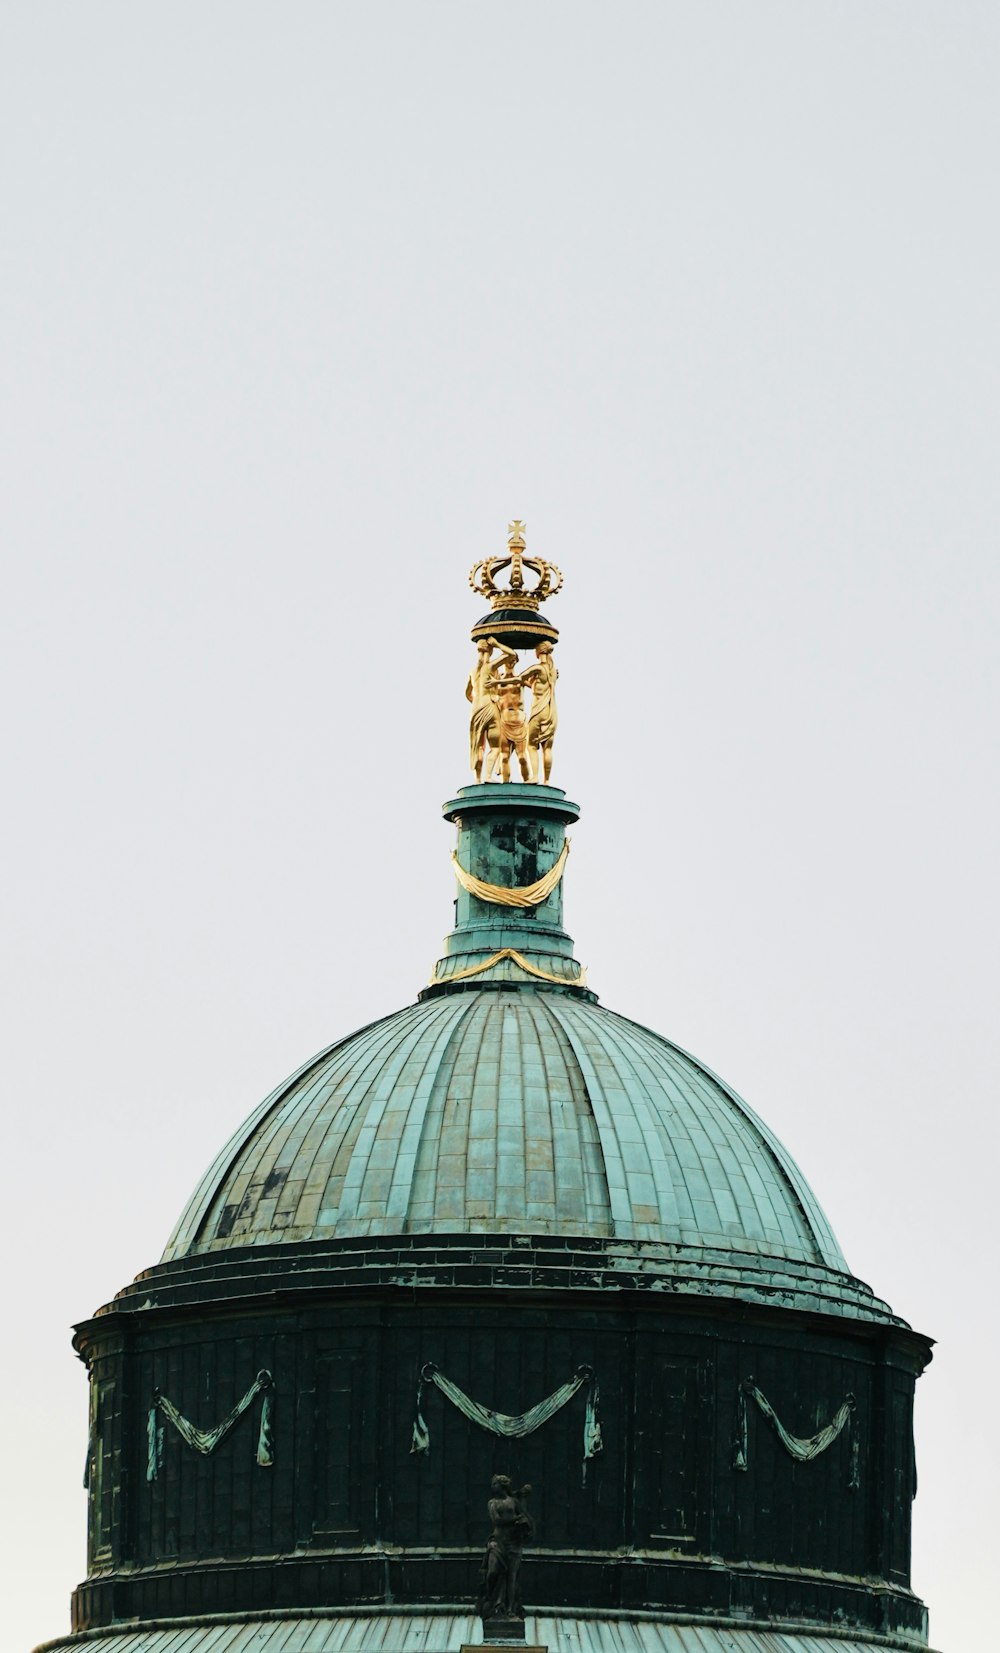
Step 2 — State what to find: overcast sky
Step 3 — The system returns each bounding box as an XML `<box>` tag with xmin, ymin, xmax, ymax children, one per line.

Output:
<box><xmin>3</xmin><ymin>6</ymin><xmax>997</xmax><ymax>1651</ymax></box>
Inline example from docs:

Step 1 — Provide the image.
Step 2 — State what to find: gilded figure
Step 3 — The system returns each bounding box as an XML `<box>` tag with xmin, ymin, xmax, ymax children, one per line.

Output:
<box><xmin>489</xmin><ymin>670</ymin><xmax>532</xmax><ymax>782</ymax></box>
<box><xmin>466</xmin><ymin>638</ymin><xmax>517</xmax><ymax>783</ymax></box>
<box><xmin>522</xmin><ymin>641</ymin><xmax>558</xmax><ymax>784</ymax></box>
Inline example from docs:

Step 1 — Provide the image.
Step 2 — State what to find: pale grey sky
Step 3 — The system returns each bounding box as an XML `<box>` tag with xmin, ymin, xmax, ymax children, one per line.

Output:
<box><xmin>3</xmin><ymin>6</ymin><xmax>997</xmax><ymax>1650</ymax></box>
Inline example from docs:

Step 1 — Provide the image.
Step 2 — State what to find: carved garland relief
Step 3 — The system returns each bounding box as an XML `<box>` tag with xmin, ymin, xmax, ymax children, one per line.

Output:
<box><xmin>137</xmin><ymin>1367</ymin><xmax>863</xmax><ymax>1494</ymax></box>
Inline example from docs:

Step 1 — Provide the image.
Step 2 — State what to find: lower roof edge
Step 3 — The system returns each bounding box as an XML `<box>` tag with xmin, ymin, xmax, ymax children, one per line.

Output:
<box><xmin>98</xmin><ymin>1231</ymin><xmax>914</xmax><ymax>1332</ymax></box>
<box><xmin>35</xmin><ymin>1603</ymin><xmax>934</xmax><ymax>1653</ymax></box>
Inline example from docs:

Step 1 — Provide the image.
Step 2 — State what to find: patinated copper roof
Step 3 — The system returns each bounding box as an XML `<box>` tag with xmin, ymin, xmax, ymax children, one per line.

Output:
<box><xmin>164</xmin><ymin>988</ymin><xmax>850</xmax><ymax>1285</ymax></box>
<box><xmin>35</xmin><ymin>1608</ymin><xmax>934</xmax><ymax>1653</ymax></box>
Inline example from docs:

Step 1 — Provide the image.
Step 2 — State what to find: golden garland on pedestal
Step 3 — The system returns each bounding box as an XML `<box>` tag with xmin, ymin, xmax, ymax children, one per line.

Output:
<box><xmin>451</xmin><ymin>838</ymin><xmax>569</xmax><ymax>908</ymax></box>
<box><xmin>429</xmin><ymin>947</ymin><xmax>588</xmax><ymax>989</ymax></box>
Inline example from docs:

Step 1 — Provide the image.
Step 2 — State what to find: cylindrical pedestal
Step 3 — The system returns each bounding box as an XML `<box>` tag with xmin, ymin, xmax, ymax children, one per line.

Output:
<box><xmin>424</xmin><ymin>784</ymin><xmax>590</xmax><ymax>997</ymax></box>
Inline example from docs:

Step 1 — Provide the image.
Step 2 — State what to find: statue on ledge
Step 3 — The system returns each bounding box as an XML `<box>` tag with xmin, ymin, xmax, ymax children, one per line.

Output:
<box><xmin>477</xmin><ymin>1475</ymin><xmax>534</xmax><ymax>1634</ymax></box>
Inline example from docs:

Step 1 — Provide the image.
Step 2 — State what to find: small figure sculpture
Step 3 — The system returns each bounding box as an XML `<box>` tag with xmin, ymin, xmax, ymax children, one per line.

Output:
<box><xmin>467</xmin><ymin>639</ymin><xmax>518</xmax><ymax>783</ymax></box>
<box><xmin>490</xmin><ymin>671</ymin><xmax>533</xmax><ymax>783</ymax></box>
<box><xmin>477</xmin><ymin>1474</ymin><xmax>534</xmax><ymax>1628</ymax></box>
<box><xmin>522</xmin><ymin>641</ymin><xmax>558</xmax><ymax>785</ymax></box>
<box><xmin>467</xmin><ymin>638</ymin><xmax>500</xmax><ymax>783</ymax></box>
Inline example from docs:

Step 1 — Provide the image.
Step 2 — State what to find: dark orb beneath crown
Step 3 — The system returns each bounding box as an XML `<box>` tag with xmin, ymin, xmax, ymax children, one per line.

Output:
<box><xmin>471</xmin><ymin>608</ymin><xmax>559</xmax><ymax>650</ymax></box>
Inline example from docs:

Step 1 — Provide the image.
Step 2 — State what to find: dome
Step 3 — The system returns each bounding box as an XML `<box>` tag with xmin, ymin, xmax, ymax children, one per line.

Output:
<box><xmin>166</xmin><ymin>988</ymin><xmax>845</xmax><ymax>1272</ymax></box>
<box><xmin>50</xmin><ymin>543</ymin><xmax>932</xmax><ymax>1653</ymax></box>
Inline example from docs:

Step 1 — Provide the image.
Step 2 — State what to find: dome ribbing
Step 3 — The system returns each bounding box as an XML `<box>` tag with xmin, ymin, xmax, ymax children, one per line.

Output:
<box><xmin>165</xmin><ymin>990</ymin><xmax>845</xmax><ymax>1273</ymax></box>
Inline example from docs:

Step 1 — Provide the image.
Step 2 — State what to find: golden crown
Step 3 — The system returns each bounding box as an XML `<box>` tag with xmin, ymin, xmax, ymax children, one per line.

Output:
<box><xmin>469</xmin><ymin>521</ymin><xmax>564</xmax><ymax>612</ymax></box>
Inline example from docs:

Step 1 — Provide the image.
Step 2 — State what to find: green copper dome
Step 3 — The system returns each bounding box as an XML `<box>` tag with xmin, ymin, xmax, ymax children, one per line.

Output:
<box><xmin>161</xmin><ymin>986</ymin><xmax>898</xmax><ymax>1320</ymax></box>
<box><xmin>154</xmin><ymin>752</ymin><xmax>906</xmax><ymax>1325</ymax></box>
<box><xmin>165</xmin><ymin>991</ymin><xmax>840</xmax><ymax>1265</ymax></box>
<box><xmin>160</xmin><ymin>769</ymin><xmax>901</xmax><ymax>1321</ymax></box>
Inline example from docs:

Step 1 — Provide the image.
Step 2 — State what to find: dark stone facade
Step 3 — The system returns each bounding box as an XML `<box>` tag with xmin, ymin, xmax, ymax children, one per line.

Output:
<box><xmin>74</xmin><ymin>1233</ymin><xmax>930</xmax><ymax>1643</ymax></box>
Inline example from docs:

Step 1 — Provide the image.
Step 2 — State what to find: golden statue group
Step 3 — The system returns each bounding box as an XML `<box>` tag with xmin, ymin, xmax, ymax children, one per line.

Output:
<box><xmin>467</xmin><ymin>637</ymin><xmax>557</xmax><ymax>784</ymax></box>
<box><xmin>466</xmin><ymin>521</ymin><xmax>562</xmax><ymax>785</ymax></box>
